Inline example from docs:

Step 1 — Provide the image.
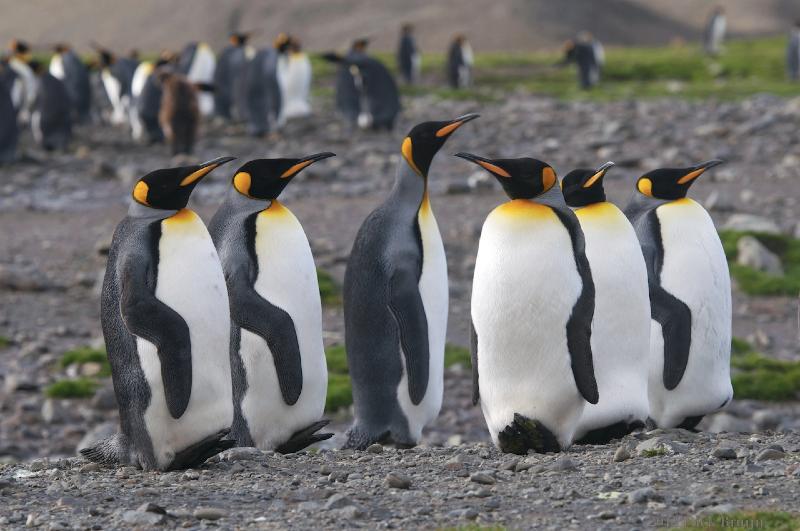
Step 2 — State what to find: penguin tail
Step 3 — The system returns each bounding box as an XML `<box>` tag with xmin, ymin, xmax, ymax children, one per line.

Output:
<box><xmin>497</xmin><ymin>413</ymin><xmax>561</xmax><ymax>455</ymax></box>
<box><xmin>275</xmin><ymin>419</ymin><xmax>334</xmax><ymax>454</ymax></box>
<box><xmin>79</xmin><ymin>434</ymin><xmax>125</xmax><ymax>466</ymax></box>
<box><xmin>166</xmin><ymin>428</ymin><xmax>235</xmax><ymax>471</ymax></box>
<box><xmin>342</xmin><ymin>423</ymin><xmax>390</xmax><ymax>451</ymax></box>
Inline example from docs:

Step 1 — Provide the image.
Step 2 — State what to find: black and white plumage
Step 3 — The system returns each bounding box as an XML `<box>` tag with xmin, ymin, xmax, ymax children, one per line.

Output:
<box><xmin>30</xmin><ymin>68</ymin><xmax>72</xmax><ymax>151</ymax></box>
<box><xmin>446</xmin><ymin>36</ymin><xmax>473</xmax><ymax>89</ymax></box>
<box><xmin>397</xmin><ymin>25</ymin><xmax>421</xmax><ymax>85</ymax></box>
<box><xmin>0</xmin><ymin>61</ymin><xmax>18</xmax><ymax>162</ymax></box>
<box><xmin>49</xmin><ymin>46</ymin><xmax>91</xmax><ymax>123</ymax></box>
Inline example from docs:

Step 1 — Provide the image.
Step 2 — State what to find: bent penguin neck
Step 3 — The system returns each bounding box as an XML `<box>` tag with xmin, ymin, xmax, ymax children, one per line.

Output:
<box><xmin>388</xmin><ymin>160</ymin><xmax>427</xmax><ymax>219</ymax></box>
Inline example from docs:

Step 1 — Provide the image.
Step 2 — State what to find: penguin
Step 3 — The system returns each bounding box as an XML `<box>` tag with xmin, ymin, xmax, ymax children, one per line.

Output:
<box><xmin>446</xmin><ymin>35</ymin><xmax>473</xmax><ymax>89</ymax></box>
<box><xmin>214</xmin><ymin>33</ymin><xmax>251</xmax><ymax>121</ymax></box>
<box><xmin>94</xmin><ymin>45</ymin><xmax>138</xmax><ymax>125</ymax></box>
<box><xmin>624</xmin><ymin>160</ymin><xmax>733</xmax><ymax>430</ymax></box>
<box><xmin>29</xmin><ymin>60</ymin><xmax>72</xmax><ymax>151</ymax></box>
<box><xmin>158</xmin><ymin>72</ymin><xmax>200</xmax><ymax>155</ymax></box>
<box><xmin>704</xmin><ymin>6</ymin><xmax>726</xmax><ymax>56</ymax></box>
<box><xmin>566</xmin><ymin>32</ymin><xmax>603</xmax><ymax>90</ymax></box>
<box><xmin>276</xmin><ymin>36</ymin><xmax>312</xmax><ymax>120</ymax></box>
<box><xmin>208</xmin><ymin>153</ymin><xmax>336</xmax><ymax>453</ymax></box>
<box><xmin>0</xmin><ymin>60</ymin><xmax>18</xmax><ymax>163</ymax></box>
<box><xmin>342</xmin><ymin>113</ymin><xmax>479</xmax><ymax>449</ymax></box>
<box><xmin>49</xmin><ymin>44</ymin><xmax>91</xmax><ymax>123</ymax></box>
<box><xmin>6</xmin><ymin>39</ymin><xmax>37</xmax><ymax>123</ymax></box>
<box><xmin>177</xmin><ymin>42</ymin><xmax>216</xmax><ymax>117</ymax></box>
<box><xmin>130</xmin><ymin>59</ymin><xmax>165</xmax><ymax>144</ymax></box>
<box><xmin>788</xmin><ymin>20</ymin><xmax>800</xmax><ymax>81</ymax></box>
<box><xmin>241</xmin><ymin>36</ymin><xmax>284</xmax><ymax>137</ymax></box>
<box><xmin>561</xmin><ymin>162</ymin><xmax>650</xmax><ymax>444</ymax></box>
<box><xmin>455</xmin><ymin>153</ymin><xmax>598</xmax><ymax>454</ymax></box>
<box><xmin>80</xmin><ymin>156</ymin><xmax>236</xmax><ymax>471</ymax></box>
<box><xmin>397</xmin><ymin>24</ymin><xmax>421</xmax><ymax>85</ymax></box>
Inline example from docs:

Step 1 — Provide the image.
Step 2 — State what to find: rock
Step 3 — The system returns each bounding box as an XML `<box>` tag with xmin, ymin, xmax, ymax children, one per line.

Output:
<box><xmin>325</xmin><ymin>494</ymin><xmax>355</xmax><ymax>510</ymax></box>
<box><xmin>636</xmin><ymin>437</ymin><xmax>686</xmax><ymax>456</ymax></box>
<box><xmin>366</xmin><ymin>443</ymin><xmax>383</xmax><ymax>454</ymax></box>
<box><xmin>752</xmin><ymin>410</ymin><xmax>782</xmax><ymax>431</ymax></box>
<box><xmin>447</xmin><ymin>508</ymin><xmax>479</xmax><ymax>520</ymax></box>
<box><xmin>756</xmin><ymin>448</ymin><xmax>786</xmax><ymax>461</ymax></box>
<box><xmin>137</xmin><ymin>503</ymin><xmax>166</xmax><ymax>515</ymax></box>
<box><xmin>79</xmin><ymin>463</ymin><xmax>101</xmax><ymax>473</ymax></box>
<box><xmin>613</xmin><ymin>446</ymin><xmax>631</xmax><ymax>462</ymax></box>
<box><xmin>723</xmin><ymin>214</ymin><xmax>781</xmax><ymax>235</ymax></box>
<box><xmin>122</xmin><ymin>510</ymin><xmax>165</xmax><ymax>525</ymax></box>
<box><xmin>706</xmin><ymin>413</ymin><xmax>753</xmax><ymax>434</ymax></box>
<box><xmin>711</xmin><ymin>447</ymin><xmax>737</xmax><ymax>460</ymax></box>
<box><xmin>194</xmin><ymin>507</ymin><xmax>226</xmax><ymax>520</ymax></box>
<box><xmin>0</xmin><ymin>265</ymin><xmax>59</xmax><ymax>292</ymax></box>
<box><xmin>549</xmin><ymin>457</ymin><xmax>577</xmax><ymax>471</ymax></box>
<box><xmin>470</xmin><ymin>472</ymin><xmax>496</xmax><ymax>485</ymax></box>
<box><xmin>220</xmin><ymin>447</ymin><xmax>262</xmax><ymax>462</ymax></box>
<box><xmin>627</xmin><ymin>487</ymin><xmax>662</xmax><ymax>504</ymax></box>
<box><xmin>736</xmin><ymin>236</ymin><xmax>783</xmax><ymax>275</ymax></box>
<box><xmin>335</xmin><ymin>505</ymin><xmax>364</xmax><ymax>519</ymax></box>
<box><xmin>385</xmin><ymin>472</ymin><xmax>412</xmax><ymax>489</ymax></box>
<box><xmin>705</xmin><ymin>190</ymin><xmax>735</xmax><ymax>212</ymax></box>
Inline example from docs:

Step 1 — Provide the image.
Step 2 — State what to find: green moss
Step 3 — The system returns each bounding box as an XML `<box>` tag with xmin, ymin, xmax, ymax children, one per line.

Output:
<box><xmin>444</xmin><ymin>344</ymin><xmax>472</xmax><ymax>368</ymax></box>
<box><xmin>641</xmin><ymin>448</ymin><xmax>667</xmax><ymax>458</ymax></box>
<box><xmin>317</xmin><ymin>268</ymin><xmax>341</xmax><ymax>306</ymax></box>
<box><xmin>60</xmin><ymin>347</ymin><xmax>111</xmax><ymax>377</ymax></box>
<box><xmin>730</xmin><ymin>339</ymin><xmax>800</xmax><ymax>401</ymax></box>
<box><xmin>673</xmin><ymin>511</ymin><xmax>800</xmax><ymax>531</ymax></box>
<box><xmin>45</xmin><ymin>378</ymin><xmax>99</xmax><ymax>399</ymax></box>
<box><xmin>0</xmin><ymin>336</ymin><xmax>10</xmax><ymax>349</ymax></box>
<box><xmin>718</xmin><ymin>231</ymin><xmax>800</xmax><ymax>296</ymax></box>
<box><xmin>731</xmin><ymin>337</ymin><xmax>752</xmax><ymax>356</ymax></box>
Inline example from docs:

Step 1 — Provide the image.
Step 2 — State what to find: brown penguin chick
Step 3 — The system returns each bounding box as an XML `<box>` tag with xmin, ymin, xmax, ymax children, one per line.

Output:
<box><xmin>158</xmin><ymin>72</ymin><xmax>199</xmax><ymax>155</ymax></box>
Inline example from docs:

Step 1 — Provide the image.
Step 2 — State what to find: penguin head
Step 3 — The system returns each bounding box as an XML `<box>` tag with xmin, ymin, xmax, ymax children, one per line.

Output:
<box><xmin>132</xmin><ymin>157</ymin><xmax>235</xmax><ymax>210</ymax></box>
<box><xmin>232</xmin><ymin>153</ymin><xmax>336</xmax><ymax>200</ymax></box>
<box><xmin>561</xmin><ymin>161</ymin><xmax>615</xmax><ymax>207</ymax></box>
<box><xmin>351</xmin><ymin>38</ymin><xmax>369</xmax><ymax>53</ymax></box>
<box><xmin>402</xmin><ymin>114</ymin><xmax>479</xmax><ymax>177</ymax></box>
<box><xmin>274</xmin><ymin>33</ymin><xmax>292</xmax><ymax>52</ymax></box>
<box><xmin>454</xmin><ymin>153</ymin><xmax>557</xmax><ymax>200</ymax></box>
<box><xmin>636</xmin><ymin>160</ymin><xmax>723</xmax><ymax>200</ymax></box>
<box><xmin>9</xmin><ymin>39</ymin><xmax>30</xmax><ymax>59</ymax></box>
<box><xmin>230</xmin><ymin>33</ymin><xmax>249</xmax><ymax>46</ymax></box>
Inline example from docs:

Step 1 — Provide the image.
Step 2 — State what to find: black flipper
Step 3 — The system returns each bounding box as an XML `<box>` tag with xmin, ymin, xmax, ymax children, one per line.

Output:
<box><xmin>119</xmin><ymin>254</ymin><xmax>192</xmax><ymax>419</ymax></box>
<box><xmin>80</xmin><ymin>434</ymin><xmax>126</xmax><ymax>466</ymax></box>
<box><xmin>227</xmin><ymin>264</ymin><xmax>303</xmax><ymax>406</ymax></box>
<box><xmin>387</xmin><ymin>269</ymin><xmax>430</xmax><ymax>405</ymax></box>
<box><xmin>470</xmin><ymin>320</ymin><xmax>479</xmax><ymax>406</ymax></box>
<box><xmin>497</xmin><ymin>413</ymin><xmax>561</xmax><ymax>455</ymax></box>
<box><xmin>551</xmin><ymin>209</ymin><xmax>599</xmax><ymax>405</ymax></box>
<box><xmin>166</xmin><ymin>428</ymin><xmax>235</xmax><ymax>471</ymax></box>
<box><xmin>275</xmin><ymin>420</ymin><xmax>334</xmax><ymax>454</ymax></box>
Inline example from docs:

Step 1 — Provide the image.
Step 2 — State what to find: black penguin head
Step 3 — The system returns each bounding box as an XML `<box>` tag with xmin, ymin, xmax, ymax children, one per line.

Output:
<box><xmin>9</xmin><ymin>39</ymin><xmax>30</xmax><ymax>57</ymax></box>
<box><xmin>274</xmin><ymin>33</ymin><xmax>292</xmax><ymax>53</ymax></box>
<box><xmin>402</xmin><ymin>114</ymin><xmax>479</xmax><ymax>177</ymax></box>
<box><xmin>97</xmin><ymin>49</ymin><xmax>114</xmax><ymax>68</ymax></box>
<box><xmin>636</xmin><ymin>160</ymin><xmax>723</xmax><ymax>200</ymax></box>
<box><xmin>561</xmin><ymin>161</ymin><xmax>615</xmax><ymax>207</ymax></box>
<box><xmin>230</xmin><ymin>33</ymin><xmax>249</xmax><ymax>46</ymax></box>
<box><xmin>401</xmin><ymin>24</ymin><xmax>414</xmax><ymax>35</ymax></box>
<box><xmin>132</xmin><ymin>157</ymin><xmax>235</xmax><ymax>210</ymax></box>
<box><xmin>351</xmin><ymin>38</ymin><xmax>369</xmax><ymax>53</ymax></box>
<box><xmin>53</xmin><ymin>43</ymin><xmax>70</xmax><ymax>54</ymax></box>
<box><xmin>455</xmin><ymin>153</ymin><xmax>557</xmax><ymax>200</ymax></box>
<box><xmin>232</xmin><ymin>153</ymin><xmax>336</xmax><ymax>200</ymax></box>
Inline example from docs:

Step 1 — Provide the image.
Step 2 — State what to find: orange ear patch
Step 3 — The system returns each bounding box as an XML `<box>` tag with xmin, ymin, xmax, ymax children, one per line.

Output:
<box><xmin>401</xmin><ymin>137</ymin><xmax>423</xmax><ymax>175</ymax></box>
<box><xmin>542</xmin><ymin>167</ymin><xmax>557</xmax><ymax>190</ymax></box>
<box><xmin>638</xmin><ymin>177</ymin><xmax>653</xmax><ymax>196</ymax></box>
<box><xmin>233</xmin><ymin>172</ymin><xmax>252</xmax><ymax>196</ymax></box>
<box><xmin>133</xmin><ymin>181</ymin><xmax>149</xmax><ymax>205</ymax></box>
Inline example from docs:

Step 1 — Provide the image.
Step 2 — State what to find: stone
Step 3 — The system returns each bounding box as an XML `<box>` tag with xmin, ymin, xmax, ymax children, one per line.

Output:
<box><xmin>736</xmin><ymin>236</ymin><xmax>783</xmax><ymax>275</ymax></box>
<box><xmin>325</xmin><ymin>494</ymin><xmax>355</xmax><ymax>510</ymax></box>
<box><xmin>193</xmin><ymin>507</ymin><xmax>226</xmax><ymax>520</ymax></box>
<box><xmin>470</xmin><ymin>472</ymin><xmax>496</xmax><ymax>485</ymax></box>
<box><xmin>549</xmin><ymin>457</ymin><xmax>577</xmax><ymax>471</ymax></box>
<box><xmin>447</xmin><ymin>508</ymin><xmax>479</xmax><ymax>520</ymax></box>
<box><xmin>706</xmin><ymin>413</ymin><xmax>753</xmax><ymax>434</ymax></box>
<box><xmin>723</xmin><ymin>214</ymin><xmax>781</xmax><ymax>235</ymax></box>
<box><xmin>220</xmin><ymin>447</ymin><xmax>262</xmax><ymax>462</ymax></box>
<box><xmin>137</xmin><ymin>502</ymin><xmax>167</xmax><ymax>515</ymax></box>
<box><xmin>627</xmin><ymin>487</ymin><xmax>662</xmax><ymax>504</ymax></box>
<box><xmin>366</xmin><ymin>443</ymin><xmax>384</xmax><ymax>454</ymax></box>
<box><xmin>755</xmin><ymin>448</ymin><xmax>786</xmax><ymax>461</ymax></box>
<box><xmin>711</xmin><ymin>447</ymin><xmax>737</xmax><ymax>460</ymax></box>
<box><xmin>752</xmin><ymin>410</ymin><xmax>782</xmax><ymax>431</ymax></box>
<box><xmin>122</xmin><ymin>510</ymin><xmax>165</xmax><ymax>525</ymax></box>
<box><xmin>613</xmin><ymin>446</ymin><xmax>631</xmax><ymax>462</ymax></box>
<box><xmin>385</xmin><ymin>472</ymin><xmax>412</xmax><ymax>489</ymax></box>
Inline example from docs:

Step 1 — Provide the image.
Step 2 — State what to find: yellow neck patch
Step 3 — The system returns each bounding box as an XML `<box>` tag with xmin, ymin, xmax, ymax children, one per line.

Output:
<box><xmin>233</xmin><ymin>172</ymin><xmax>252</xmax><ymax>196</ymax></box>
<box><xmin>638</xmin><ymin>178</ymin><xmax>653</xmax><ymax>196</ymax></box>
<box><xmin>401</xmin><ymin>137</ymin><xmax>423</xmax><ymax>176</ymax></box>
<box><xmin>133</xmin><ymin>181</ymin><xmax>149</xmax><ymax>205</ymax></box>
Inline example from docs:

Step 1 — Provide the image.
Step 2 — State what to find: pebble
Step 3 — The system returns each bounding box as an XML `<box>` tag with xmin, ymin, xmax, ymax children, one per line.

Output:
<box><xmin>122</xmin><ymin>510</ymin><xmax>165</xmax><ymax>525</ymax></box>
<box><xmin>613</xmin><ymin>446</ymin><xmax>631</xmax><ymax>462</ymax></box>
<box><xmin>193</xmin><ymin>507</ymin><xmax>226</xmax><ymax>520</ymax></box>
<box><xmin>325</xmin><ymin>493</ymin><xmax>355</xmax><ymax>510</ymax></box>
<box><xmin>627</xmin><ymin>487</ymin><xmax>663</xmax><ymax>504</ymax></box>
<box><xmin>385</xmin><ymin>472</ymin><xmax>412</xmax><ymax>489</ymax></box>
<box><xmin>470</xmin><ymin>472</ymin><xmax>496</xmax><ymax>485</ymax></box>
<box><xmin>366</xmin><ymin>443</ymin><xmax>384</xmax><ymax>454</ymax></box>
<box><xmin>549</xmin><ymin>457</ymin><xmax>578</xmax><ymax>471</ymax></box>
<box><xmin>756</xmin><ymin>448</ymin><xmax>786</xmax><ymax>461</ymax></box>
<box><xmin>711</xmin><ymin>447</ymin><xmax>737</xmax><ymax>460</ymax></box>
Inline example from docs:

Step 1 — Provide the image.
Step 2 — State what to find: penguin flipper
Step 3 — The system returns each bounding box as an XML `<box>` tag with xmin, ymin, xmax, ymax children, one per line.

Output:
<box><xmin>120</xmin><ymin>256</ymin><xmax>192</xmax><ymax>419</ymax></box>
<box><xmin>650</xmin><ymin>283</ymin><xmax>692</xmax><ymax>390</ymax></box>
<box><xmin>470</xmin><ymin>320</ymin><xmax>479</xmax><ymax>406</ymax></box>
<box><xmin>274</xmin><ymin>420</ymin><xmax>334</xmax><ymax>454</ymax></box>
<box><xmin>166</xmin><ymin>428</ymin><xmax>235</xmax><ymax>471</ymax></box>
<box><xmin>228</xmin><ymin>266</ymin><xmax>303</xmax><ymax>405</ymax></box>
<box><xmin>387</xmin><ymin>269</ymin><xmax>430</xmax><ymax>405</ymax></box>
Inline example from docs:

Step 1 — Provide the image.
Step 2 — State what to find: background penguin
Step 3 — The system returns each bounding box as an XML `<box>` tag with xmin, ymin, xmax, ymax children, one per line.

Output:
<box><xmin>624</xmin><ymin>160</ymin><xmax>732</xmax><ymax>430</ymax></box>
<box><xmin>177</xmin><ymin>41</ymin><xmax>216</xmax><ymax>117</ymax></box>
<box><xmin>561</xmin><ymin>162</ymin><xmax>650</xmax><ymax>444</ymax></box>
<box><xmin>456</xmin><ymin>153</ymin><xmax>598</xmax><ymax>454</ymax></box>
<box><xmin>158</xmin><ymin>71</ymin><xmax>199</xmax><ymax>155</ymax></box>
<box><xmin>214</xmin><ymin>33</ymin><xmax>251</xmax><ymax>122</ymax></box>
<box><xmin>343</xmin><ymin>113</ymin><xmax>478</xmax><ymax>450</ymax></box>
<box><xmin>130</xmin><ymin>57</ymin><xmax>168</xmax><ymax>144</ymax></box>
<box><xmin>446</xmin><ymin>35</ymin><xmax>473</xmax><ymax>89</ymax></box>
<box><xmin>49</xmin><ymin>44</ymin><xmax>91</xmax><ymax>123</ymax></box>
<box><xmin>0</xmin><ymin>60</ymin><xmax>18</xmax><ymax>163</ymax></box>
<box><xmin>6</xmin><ymin>39</ymin><xmax>37</xmax><ymax>123</ymax></box>
<box><xmin>93</xmin><ymin>45</ymin><xmax>138</xmax><ymax>126</ymax></box>
<box><xmin>81</xmin><ymin>157</ymin><xmax>235</xmax><ymax>471</ymax></box>
<box><xmin>241</xmin><ymin>36</ymin><xmax>284</xmax><ymax>137</ymax></box>
<box><xmin>397</xmin><ymin>24</ymin><xmax>421</xmax><ymax>85</ymax></box>
<box><xmin>208</xmin><ymin>153</ymin><xmax>336</xmax><ymax>453</ymax></box>
<box><xmin>276</xmin><ymin>36</ymin><xmax>312</xmax><ymax>120</ymax></box>
<box><xmin>29</xmin><ymin>60</ymin><xmax>72</xmax><ymax>151</ymax></box>
<box><xmin>704</xmin><ymin>6</ymin><xmax>726</xmax><ymax>56</ymax></box>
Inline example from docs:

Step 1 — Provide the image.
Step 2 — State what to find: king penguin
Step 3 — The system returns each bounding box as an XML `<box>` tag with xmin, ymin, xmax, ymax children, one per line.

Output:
<box><xmin>342</xmin><ymin>113</ymin><xmax>479</xmax><ymax>449</ymax></box>
<box><xmin>208</xmin><ymin>153</ymin><xmax>336</xmax><ymax>453</ymax></box>
<box><xmin>29</xmin><ymin>60</ymin><xmax>72</xmax><ymax>151</ymax></box>
<box><xmin>561</xmin><ymin>162</ymin><xmax>650</xmax><ymax>444</ymax></box>
<box><xmin>456</xmin><ymin>153</ymin><xmax>598</xmax><ymax>454</ymax></box>
<box><xmin>446</xmin><ymin>35</ymin><xmax>473</xmax><ymax>89</ymax></box>
<box><xmin>49</xmin><ymin>44</ymin><xmax>91</xmax><ymax>123</ymax></box>
<box><xmin>81</xmin><ymin>157</ymin><xmax>236</xmax><ymax>471</ymax></box>
<box><xmin>624</xmin><ymin>160</ymin><xmax>733</xmax><ymax>430</ymax></box>
<box><xmin>6</xmin><ymin>39</ymin><xmax>37</xmax><ymax>124</ymax></box>
<box><xmin>0</xmin><ymin>60</ymin><xmax>19</xmax><ymax>163</ymax></box>
<box><xmin>177</xmin><ymin>41</ymin><xmax>216</xmax><ymax>117</ymax></box>
<box><xmin>94</xmin><ymin>45</ymin><xmax>138</xmax><ymax>126</ymax></box>
<box><xmin>276</xmin><ymin>36</ymin><xmax>312</xmax><ymax>120</ymax></box>
<box><xmin>214</xmin><ymin>33</ymin><xmax>251</xmax><ymax>121</ymax></box>
<box><xmin>397</xmin><ymin>24</ymin><xmax>421</xmax><ymax>85</ymax></box>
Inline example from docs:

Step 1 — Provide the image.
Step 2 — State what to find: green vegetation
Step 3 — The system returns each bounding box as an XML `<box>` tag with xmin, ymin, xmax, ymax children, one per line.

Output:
<box><xmin>317</xmin><ymin>268</ymin><xmax>341</xmax><ymax>306</ymax></box>
<box><xmin>718</xmin><ymin>231</ymin><xmax>800</xmax><ymax>296</ymax></box>
<box><xmin>45</xmin><ymin>378</ymin><xmax>99</xmax><ymax>399</ymax></box>
<box><xmin>641</xmin><ymin>448</ymin><xmax>667</xmax><ymax>458</ymax></box>
<box><xmin>444</xmin><ymin>344</ymin><xmax>471</xmax><ymax>368</ymax></box>
<box><xmin>674</xmin><ymin>511</ymin><xmax>800</xmax><ymax>530</ymax></box>
<box><xmin>731</xmin><ymin>338</ymin><xmax>800</xmax><ymax>401</ymax></box>
<box><xmin>0</xmin><ymin>336</ymin><xmax>10</xmax><ymax>349</ymax></box>
<box><xmin>60</xmin><ymin>347</ymin><xmax>111</xmax><ymax>376</ymax></box>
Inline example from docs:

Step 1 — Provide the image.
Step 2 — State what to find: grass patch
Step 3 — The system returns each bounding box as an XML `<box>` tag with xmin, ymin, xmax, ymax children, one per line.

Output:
<box><xmin>730</xmin><ymin>338</ymin><xmax>800</xmax><ymax>401</ymax></box>
<box><xmin>45</xmin><ymin>378</ymin><xmax>99</xmax><ymax>399</ymax></box>
<box><xmin>674</xmin><ymin>510</ymin><xmax>800</xmax><ymax>530</ymax></box>
<box><xmin>445</xmin><ymin>344</ymin><xmax>472</xmax><ymax>368</ymax></box>
<box><xmin>641</xmin><ymin>448</ymin><xmax>667</xmax><ymax>458</ymax></box>
<box><xmin>0</xmin><ymin>336</ymin><xmax>10</xmax><ymax>349</ymax></box>
<box><xmin>60</xmin><ymin>347</ymin><xmax>111</xmax><ymax>376</ymax></box>
<box><xmin>718</xmin><ymin>231</ymin><xmax>800</xmax><ymax>296</ymax></box>
<box><xmin>317</xmin><ymin>268</ymin><xmax>341</xmax><ymax>306</ymax></box>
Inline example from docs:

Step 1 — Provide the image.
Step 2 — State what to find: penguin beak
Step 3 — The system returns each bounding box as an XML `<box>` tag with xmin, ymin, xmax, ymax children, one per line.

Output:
<box><xmin>677</xmin><ymin>159</ymin><xmax>724</xmax><ymax>185</ymax></box>
<box><xmin>454</xmin><ymin>152</ymin><xmax>511</xmax><ymax>178</ymax></box>
<box><xmin>179</xmin><ymin>156</ymin><xmax>236</xmax><ymax>186</ymax></box>
<box><xmin>435</xmin><ymin>113</ymin><xmax>480</xmax><ymax>138</ymax></box>
<box><xmin>281</xmin><ymin>152</ymin><xmax>336</xmax><ymax>179</ymax></box>
<box><xmin>582</xmin><ymin>161</ymin><xmax>615</xmax><ymax>189</ymax></box>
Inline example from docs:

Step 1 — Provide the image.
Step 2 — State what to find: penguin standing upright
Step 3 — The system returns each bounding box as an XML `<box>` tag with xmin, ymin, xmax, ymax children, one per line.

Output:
<box><xmin>49</xmin><ymin>44</ymin><xmax>91</xmax><ymax>123</ymax></box>
<box><xmin>397</xmin><ymin>24</ymin><xmax>421</xmax><ymax>85</ymax></box>
<box><xmin>343</xmin><ymin>114</ymin><xmax>478</xmax><ymax>449</ymax></box>
<box><xmin>208</xmin><ymin>153</ymin><xmax>336</xmax><ymax>453</ymax></box>
<box><xmin>81</xmin><ymin>157</ymin><xmax>236</xmax><ymax>471</ymax></box>
<box><xmin>704</xmin><ymin>6</ymin><xmax>726</xmax><ymax>56</ymax></box>
<box><xmin>95</xmin><ymin>46</ymin><xmax>138</xmax><ymax>125</ymax></box>
<box><xmin>130</xmin><ymin>58</ymin><xmax>167</xmax><ymax>144</ymax></box>
<box><xmin>624</xmin><ymin>161</ymin><xmax>732</xmax><ymax>429</ymax></box>
<box><xmin>241</xmin><ymin>35</ymin><xmax>284</xmax><ymax>137</ymax></box>
<box><xmin>276</xmin><ymin>36</ymin><xmax>312</xmax><ymax>120</ymax></box>
<box><xmin>29</xmin><ymin>60</ymin><xmax>72</xmax><ymax>151</ymax></box>
<box><xmin>6</xmin><ymin>39</ymin><xmax>37</xmax><ymax>123</ymax></box>
<box><xmin>446</xmin><ymin>35</ymin><xmax>473</xmax><ymax>89</ymax></box>
<box><xmin>0</xmin><ymin>60</ymin><xmax>18</xmax><ymax>163</ymax></box>
<box><xmin>561</xmin><ymin>162</ymin><xmax>650</xmax><ymax>444</ymax></box>
<box><xmin>159</xmin><ymin>72</ymin><xmax>199</xmax><ymax>155</ymax></box>
<box><xmin>456</xmin><ymin>153</ymin><xmax>598</xmax><ymax>454</ymax></box>
<box><xmin>177</xmin><ymin>42</ymin><xmax>216</xmax><ymax>116</ymax></box>
<box><xmin>214</xmin><ymin>33</ymin><xmax>251</xmax><ymax>121</ymax></box>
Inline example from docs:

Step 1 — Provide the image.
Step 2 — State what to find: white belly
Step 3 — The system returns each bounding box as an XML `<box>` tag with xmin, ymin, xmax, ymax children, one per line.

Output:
<box><xmin>102</xmin><ymin>70</ymin><xmax>128</xmax><ymax>125</ymax></box>
<box><xmin>395</xmin><ymin>196</ymin><xmax>447</xmax><ymax>442</ymax></box>
<box><xmin>472</xmin><ymin>200</ymin><xmax>585</xmax><ymax>449</ymax></box>
<box><xmin>573</xmin><ymin>203</ymin><xmax>650</xmax><ymax>439</ymax></box>
<box><xmin>279</xmin><ymin>54</ymin><xmax>312</xmax><ymax>119</ymax></box>
<box><xmin>649</xmin><ymin>199</ymin><xmax>732</xmax><ymax>427</ymax></box>
<box><xmin>136</xmin><ymin>209</ymin><xmax>233</xmax><ymax>469</ymax></box>
<box><xmin>239</xmin><ymin>202</ymin><xmax>327</xmax><ymax>450</ymax></box>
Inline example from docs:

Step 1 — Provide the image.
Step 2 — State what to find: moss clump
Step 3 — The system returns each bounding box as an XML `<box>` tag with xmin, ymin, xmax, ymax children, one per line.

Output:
<box><xmin>45</xmin><ymin>378</ymin><xmax>99</xmax><ymax>399</ymax></box>
<box><xmin>0</xmin><ymin>336</ymin><xmax>10</xmax><ymax>349</ymax></box>
<box><xmin>444</xmin><ymin>344</ymin><xmax>472</xmax><ymax>368</ymax></box>
<box><xmin>641</xmin><ymin>448</ymin><xmax>667</xmax><ymax>458</ymax></box>
<box><xmin>673</xmin><ymin>511</ymin><xmax>800</xmax><ymax>531</ymax></box>
<box><xmin>718</xmin><ymin>230</ymin><xmax>800</xmax><ymax>296</ymax></box>
<box><xmin>730</xmin><ymin>338</ymin><xmax>800</xmax><ymax>401</ymax></box>
<box><xmin>60</xmin><ymin>347</ymin><xmax>111</xmax><ymax>376</ymax></box>
<box><xmin>317</xmin><ymin>268</ymin><xmax>341</xmax><ymax>306</ymax></box>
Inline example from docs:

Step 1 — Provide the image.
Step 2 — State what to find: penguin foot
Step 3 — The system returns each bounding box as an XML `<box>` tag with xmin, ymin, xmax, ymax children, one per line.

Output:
<box><xmin>342</xmin><ymin>424</ymin><xmax>391</xmax><ymax>451</ymax></box>
<box><xmin>497</xmin><ymin>413</ymin><xmax>561</xmax><ymax>455</ymax></box>
<box><xmin>676</xmin><ymin>415</ymin><xmax>704</xmax><ymax>432</ymax></box>
<box><xmin>79</xmin><ymin>433</ymin><xmax>125</xmax><ymax>466</ymax></box>
<box><xmin>275</xmin><ymin>420</ymin><xmax>334</xmax><ymax>454</ymax></box>
<box><xmin>166</xmin><ymin>428</ymin><xmax>235</xmax><ymax>471</ymax></box>
<box><xmin>575</xmin><ymin>420</ymin><xmax>638</xmax><ymax>445</ymax></box>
